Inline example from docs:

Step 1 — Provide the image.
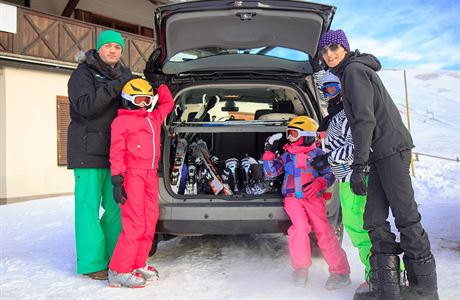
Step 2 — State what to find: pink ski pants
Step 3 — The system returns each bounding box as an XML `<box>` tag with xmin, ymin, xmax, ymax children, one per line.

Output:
<box><xmin>109</xmin><ymin>168</ymin><xmax>159</xmax><ymax>273</ymax></box>
<box><xmin>284</xmin><ymin>196</ymin><xmax>350</xmax><ymax>274</ymax></box>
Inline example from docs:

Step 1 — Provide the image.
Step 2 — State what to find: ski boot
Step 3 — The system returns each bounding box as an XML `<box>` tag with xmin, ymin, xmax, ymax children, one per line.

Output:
<box><xmin>241</xmin><ymin>157</ymin><xmax>266</xmax><ymax>195</ymax></box>
<box><xmin>225</xmin><ymin>158</ymin><xmax>240</xmax><ymax>193</ymax></box>
<box><xmin>248</xmin><ymin>161</ymin><xmax>267</xmax><ymax>195</ymax></box>
<box><xmin>353</xmin><ymin>254</ymin><xmax>401</xmax><ymax>300</ymax></box>
<box><xmin>241</xmin><ymin>157</ymin><xmax>252</xmax><ymax>189</ymax></box>
<box><xmin>402</xmin><ymin>253</ymin><xmax>439</xmax><ymax>300</ymax></box>
<box><xmin>325</xmin><ymin>273</ymin><xmax>351</xmax><ymax>290</ymax></box>
<box><xmin>292</xmin><ymin>268</ymin><xmax>309</xmax><ymax>287</ymax></box>
<box><xmin>136</xmin><ymin>265</ymin><xmax>159</xmax><ymax>281</ymax></box>
<box><xmin>241</xmin><ymin>157</ymin><xmax>255</xmax><ymax>194</ymax></box>
<box><xmin>108</xmin><ymin>269</ymin><xmax>146</xmax><ymax>288</ymax></box>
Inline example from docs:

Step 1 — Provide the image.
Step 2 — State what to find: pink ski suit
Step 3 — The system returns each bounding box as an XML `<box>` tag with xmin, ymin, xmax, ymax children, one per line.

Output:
<box><xmin>263</xmin><ymin>141</ymin><xmax>350</xmax><ymax>274</ymax></box>
<box><xmin>108</xmin><ymin>84</ymin><xmax>174</xmax><ymax>273</ymax></box>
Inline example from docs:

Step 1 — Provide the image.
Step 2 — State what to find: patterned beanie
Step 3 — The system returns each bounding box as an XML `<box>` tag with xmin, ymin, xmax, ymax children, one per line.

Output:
<box><xmin>318</xmin><ymin>29</ymin><xmax>350</xmax><ymax>52</ymax></box>
<box><xmin>321</xmin><ymin>70</ymin><xmax>341</xmax><ymax>87</ymax></box>
<box><xmin>96</xmin><ymin>30</ymin><xmax>125</xmax><ymax>52</ymax></box>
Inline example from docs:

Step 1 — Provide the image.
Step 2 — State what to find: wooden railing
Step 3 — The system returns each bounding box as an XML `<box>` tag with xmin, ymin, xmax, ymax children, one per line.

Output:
<box><xmin>0</xmin><ymin>6</ymin><xmax>155</xmax><ymax>73</ymax></box>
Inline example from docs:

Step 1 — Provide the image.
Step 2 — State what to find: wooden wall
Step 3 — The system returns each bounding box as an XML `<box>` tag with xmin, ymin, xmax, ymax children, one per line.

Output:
<box><xmin>0</xmin><ymin>7</ymin><xmax>155</xmax><ymax>73</ymax></box>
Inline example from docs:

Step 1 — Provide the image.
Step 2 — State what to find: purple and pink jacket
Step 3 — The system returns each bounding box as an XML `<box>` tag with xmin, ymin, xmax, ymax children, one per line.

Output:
<box><xmin>262</xmin><ymin>142</ymin><xmax>335</xmax><ymax>199</ymax></box>
<box><xmin>263</xmin><ymin>140</ymin><xmax>349</xmax><ymax>273</ymax></box>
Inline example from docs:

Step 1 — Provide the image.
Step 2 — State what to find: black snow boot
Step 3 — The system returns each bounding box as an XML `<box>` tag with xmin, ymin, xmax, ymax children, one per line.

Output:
<box><xmin>402</xmin><ymin>253</ymin><xmax>439</xmax><ymax>300</ymax></box>
<box><xmin>353</xmin><ymin>254</ymin><xmax>402</xmax><ymax>300</ymax></box>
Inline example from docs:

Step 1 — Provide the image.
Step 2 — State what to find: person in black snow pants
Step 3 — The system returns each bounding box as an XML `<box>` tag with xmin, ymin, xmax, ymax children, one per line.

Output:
<box><xmin>317</xmin><ymin>29</ymin><xmax>438</xmax><ymax>300</ymax></box>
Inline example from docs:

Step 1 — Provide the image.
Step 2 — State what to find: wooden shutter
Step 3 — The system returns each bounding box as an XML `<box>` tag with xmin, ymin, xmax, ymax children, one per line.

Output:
<box><xmin>57</xmin><ymin>96</ymin><xmax>70</xmax><ymax>166</ymax></box>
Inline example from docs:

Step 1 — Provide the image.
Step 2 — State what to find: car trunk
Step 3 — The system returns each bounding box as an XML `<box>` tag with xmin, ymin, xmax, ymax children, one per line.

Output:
<box><xmin>163</xmin><ymin>81</ymin><xmax>317</xmax><ymax>198</ymax></box>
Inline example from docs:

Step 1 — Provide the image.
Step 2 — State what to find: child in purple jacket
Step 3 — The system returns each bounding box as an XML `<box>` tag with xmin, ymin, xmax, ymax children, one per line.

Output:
<box><xmin>262</xmin><ymin>116</ymin><xmax>350</xmax><ymax>289</ymax></box>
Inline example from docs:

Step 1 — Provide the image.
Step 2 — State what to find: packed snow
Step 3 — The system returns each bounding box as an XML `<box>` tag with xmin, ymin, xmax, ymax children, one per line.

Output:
<box><xmin>1</xmin><ymin>70</ymin><xmax>459</xmax><ymax>299</ymax></box>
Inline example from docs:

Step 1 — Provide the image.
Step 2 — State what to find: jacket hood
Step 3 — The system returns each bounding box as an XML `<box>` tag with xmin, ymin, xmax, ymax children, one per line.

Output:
<box><xmin>331</xmin><ymin>50</ymin><xmax>382</xmax><ymax>76</ymax></box>
<box><xmin>75</xmin><ymin>50</ymin><xmax>87</xmax><ymax>63</ymax></box>
<box><xmin>74</xmin><ymin>49</ymin><xmax>102</xmax><ymax>65</ymax></box>
<box><xmin>82</xmin><ymin>49</ymin><xmax>104</xmax><ymax>68</ymax></box>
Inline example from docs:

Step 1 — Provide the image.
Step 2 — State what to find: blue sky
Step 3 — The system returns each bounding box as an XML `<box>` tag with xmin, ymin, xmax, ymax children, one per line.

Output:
<box><xmin>315</xmin><ymin>0</ymin><xmax>460</xmax><ymax>70</ymax></box>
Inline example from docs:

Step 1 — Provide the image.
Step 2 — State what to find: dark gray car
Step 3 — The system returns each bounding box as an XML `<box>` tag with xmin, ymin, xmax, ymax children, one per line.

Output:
<box><xmin>144</xmin><ymin>0</ymin><xmax>341</xmax><ymax>247</ymax></box>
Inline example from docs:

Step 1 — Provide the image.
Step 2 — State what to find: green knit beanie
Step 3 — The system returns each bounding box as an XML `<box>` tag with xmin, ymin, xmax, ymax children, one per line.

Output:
<box><xmin>96</xmin><ymin>30</ymin><xmax>125</xmax><ymax>52</ymax></box>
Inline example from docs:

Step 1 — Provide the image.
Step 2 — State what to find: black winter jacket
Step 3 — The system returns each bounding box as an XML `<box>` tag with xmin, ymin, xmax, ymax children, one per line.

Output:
<box><xmin>331</xmin><ymin>51</ymin><xmax>414</xmax><ymax>166</ymax></box>
<box><xmin>67</xmin><ymin>50</ymin><xmax>132</xmax><ymax>169</ymax></box>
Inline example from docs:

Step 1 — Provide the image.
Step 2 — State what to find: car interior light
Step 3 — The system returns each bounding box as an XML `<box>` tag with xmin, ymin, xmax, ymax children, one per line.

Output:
<box><xmin>224</xmin><ymin>95</ymin><xmax>240</xmax><ymax>99</ymax></box>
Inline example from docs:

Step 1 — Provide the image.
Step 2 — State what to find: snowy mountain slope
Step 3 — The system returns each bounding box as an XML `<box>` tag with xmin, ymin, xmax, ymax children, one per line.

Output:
<box><xmin>379</xmin><ymin>69</ymin><xmax>460</xmax><ymax>159</ymax></box>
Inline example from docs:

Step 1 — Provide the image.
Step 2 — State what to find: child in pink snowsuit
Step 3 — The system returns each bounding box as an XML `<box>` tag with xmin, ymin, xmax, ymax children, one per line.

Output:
<box><xmin>108</xmin><ymin>78</ymin><xmax>174</xmax><ymax>288</ymax></box>
<box><xmin>262</xmin><ymin>116</ymin><xmax>350</xmax><ymax>289</ymax></box>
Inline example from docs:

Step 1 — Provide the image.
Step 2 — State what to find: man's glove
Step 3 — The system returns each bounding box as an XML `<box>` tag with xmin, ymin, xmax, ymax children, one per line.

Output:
<box><xmin>303</xmin><ymin>177</ymin><xmax>326</xmax><ymax>199</ymax></box>
<box><xmin>311</xmin><ymin>153</ymin><xmax>331</xmax><ymax>171</ymax></box>
<box><xmin>119</xmin><ymin>72</ymin><xmax>134</xmax><ymax>84</ymax></box>
<box><xmin>264</xmin><ymin>133</ymin><xmax>283</xmax><ymax>153</ymax></box>
<box><xmin>112</xmin><ymin>174</ymin><xmax>127</xmax><ymax>205</ymax></box>
<box><xmin>111</xmin><ymin>73</ymin><xmax>133</xmax><ymax>96</ymax></box>
<box><xmin>350</xmin><ymin>165</ymin><xmax>367</xmax><ymax>196</ymax></box>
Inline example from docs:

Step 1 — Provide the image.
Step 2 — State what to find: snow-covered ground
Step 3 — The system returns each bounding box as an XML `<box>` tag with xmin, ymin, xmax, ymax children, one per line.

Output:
<box><xmin>1</xmin><ymin>69</ymin><xmax>459</xmax><ymax>299</ymax></box>
<box><xmin>1</xmin><ymin>159</ymin><xmax>459</xmax><ymax>300</ymax></box>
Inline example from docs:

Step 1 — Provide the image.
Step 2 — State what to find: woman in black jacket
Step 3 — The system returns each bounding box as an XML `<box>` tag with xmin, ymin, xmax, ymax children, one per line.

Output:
<box><xmin>67</xmin><ymin>30</ymin><xmax>132</xmax><ymax>280</ymax></box>
<box><xmin>317</xmin><ymin>29</ymin><xmax>438</xmax><ymax>300</ymax></box>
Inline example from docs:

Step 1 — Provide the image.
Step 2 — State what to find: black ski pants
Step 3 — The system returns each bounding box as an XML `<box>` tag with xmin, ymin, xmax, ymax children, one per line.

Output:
<box><xmin>363</xmin><ymin>150</ymin><xmax>431</xmax><ymax>259</ymax></box>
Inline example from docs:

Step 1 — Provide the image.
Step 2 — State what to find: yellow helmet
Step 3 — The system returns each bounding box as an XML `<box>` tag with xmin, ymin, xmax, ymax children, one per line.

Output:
<box><xmin>287</xmin><ymin>116</ymin><xmax>318</xmax><ymax>145</ymax></box>
<box><xmin>121</xmin><ymin>78</ymin><xmax>156</xmax><ymax>110</ymax></box>
<box><xmin>287</xmin><ymin>116</ymin><xmax>318</xmax><ymax>132</ymax></box>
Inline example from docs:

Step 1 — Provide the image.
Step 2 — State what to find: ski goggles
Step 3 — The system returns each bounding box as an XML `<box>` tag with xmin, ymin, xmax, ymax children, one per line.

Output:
<box><xmin>320</xmin><ymin>82</ymin><xmax>340</xmax><ymax>98</ymax></box>
<box><xmin>318</xmin><ymin>44</ymin><xmax>341</xmax><ymax>57</ymax></box>
<box><xmin>121</xmin><ymin>92</ymin><xmax>154</xmax><ymax>107</ymax></box>
<box><xmin>286</xmin><ymin>128</ymin><xmax>317</xmax><ymax>141</ymax></box>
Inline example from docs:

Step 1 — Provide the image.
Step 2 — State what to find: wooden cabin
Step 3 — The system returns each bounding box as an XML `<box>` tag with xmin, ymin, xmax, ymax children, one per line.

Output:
<box><xmin>0</xmin><ymin>0</ymin><xmax>172</xmax><ymax>203</ymax></box>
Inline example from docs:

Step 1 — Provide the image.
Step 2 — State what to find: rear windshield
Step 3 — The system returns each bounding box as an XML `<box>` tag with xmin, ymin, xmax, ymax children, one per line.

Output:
<box><xmin>170</xmin><ymin>46</ymin><xmax>309</xmax><ymax>63</ymax></box>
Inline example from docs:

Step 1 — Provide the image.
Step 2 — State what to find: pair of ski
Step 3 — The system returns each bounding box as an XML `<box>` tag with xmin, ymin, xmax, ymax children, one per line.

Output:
<box><xmin>170</xmin><ymin>138</ymin><xmax>233</xmax><ymax>196</ymax></box>
<box><xmin>171</xmin><ymin>94</ymin><xmax>220</xmax><ymax>194</ymax></box>
<box><xmin>188</xmin><ymin>140</ymin><xmax>233</xmax><ymax>195</ymax></box>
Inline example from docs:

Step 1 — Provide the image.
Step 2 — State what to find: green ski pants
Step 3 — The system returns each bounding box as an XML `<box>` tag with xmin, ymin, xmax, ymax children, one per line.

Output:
<box><xmin>74</xmin><ymin>168</ymin><xmax>121</xmax><ymax>274</ymax></box>
<box><xmin>339</xmin><ymin>181</ymin><xmax>372</xmax><ymax>279</ymax></box>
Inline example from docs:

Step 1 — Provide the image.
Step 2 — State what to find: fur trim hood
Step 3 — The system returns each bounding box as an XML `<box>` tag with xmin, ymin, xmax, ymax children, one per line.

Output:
<box><xmin>74</xmin><ymin>50</ymin><xmax>89</xmax><ymax>63</ymax></box>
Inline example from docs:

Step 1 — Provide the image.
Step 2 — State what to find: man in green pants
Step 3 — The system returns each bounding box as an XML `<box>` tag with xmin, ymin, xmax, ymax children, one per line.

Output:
<box><xmin>67</xmin><ymin>30</ymin><xmax>132</xmax><ymax>280</ymax></box>
<box><xmin>311</xmin><ymin>70</ymin><xmax>372</xmax><ymax>293</ymax></box>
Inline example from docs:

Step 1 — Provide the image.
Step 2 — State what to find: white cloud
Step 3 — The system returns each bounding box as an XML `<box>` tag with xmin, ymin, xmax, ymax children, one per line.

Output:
<box><xmin>351</xmin><ymin>37</ymin><xmax>422</xmax><ymax>61</ymax></box>
<box><xmin>323</xmin><ymin>0</ymin><xmax>460</xmax><ymax>69</ymax></box>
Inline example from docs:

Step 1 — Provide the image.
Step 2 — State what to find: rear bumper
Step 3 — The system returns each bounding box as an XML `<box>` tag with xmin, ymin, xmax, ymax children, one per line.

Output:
<box><xmin>157</xmin><ymin>219</ymin><xmax>291</xmax><ymax>235</ymax></box>
<box><xmin>157</xmin><ymin>203</ymin><xmax>289</xmax><ymax>234</ymax></box>
<box><xmin>156</xmin><ymin>203</ymin><xmax>340</xmax><ymax>235</ymax></box>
